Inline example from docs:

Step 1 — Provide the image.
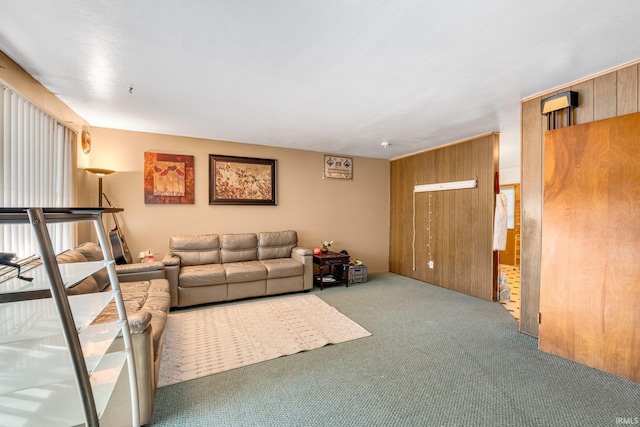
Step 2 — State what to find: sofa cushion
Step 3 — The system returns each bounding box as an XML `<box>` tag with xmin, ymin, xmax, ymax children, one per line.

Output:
<box><xmin>75</xmin><ymin>241</ymin><xmax>104</xmax><ymax>261</ymax></box>
<box><xmin>260</xmin><ymin>258</ymin><xmax>303</xmax><ymax>279</ymax></box>
<box><xmin>258</xmin><ymin>230</ymin><xmax>297</xmax><ymax>260</ymax></box>
<box><xmin>220</xmin><ymin>233</ymin><xmax>258</xmax><ymax>263</ymax></box>
<box><xmin>56</xmin><ymin>249</ymin><xmax>101</xmax><ymax>294</ymax></box>
<box><xmin>75</xmin><ymin>241</ymin><xmax>110</xmax><ymax>291</ymax></box>
<box><xmin>170</xmin><ymin>234</ymin><xmax>220</xmax><ymax>266</ymax></box>
<box><xmin>224</xmin><ymin>260</ymin><xmax>267</xmax><ymax>283</ymax></box>
<box><xmin>179</xmin><ymin>263</ymin><xmax>226</xmax><ymax>288</ymax></box>
<box><xmin>98</xmin><ymin>280</ymin><xmax>148</xmax><ymax>314</ymax></box>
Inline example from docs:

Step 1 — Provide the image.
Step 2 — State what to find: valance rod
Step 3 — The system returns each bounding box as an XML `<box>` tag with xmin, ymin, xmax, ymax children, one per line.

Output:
<box><xmin>414</xmin><ymin>179</ymin><xmax>477</xmax><ymax>193</ymax></box>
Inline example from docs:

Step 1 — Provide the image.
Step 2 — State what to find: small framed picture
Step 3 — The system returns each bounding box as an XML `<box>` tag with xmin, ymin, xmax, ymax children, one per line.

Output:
<box><xmin>323</xmin><ymin>155</ymin><xmax>353</xmax><ymax>180</ymax></box>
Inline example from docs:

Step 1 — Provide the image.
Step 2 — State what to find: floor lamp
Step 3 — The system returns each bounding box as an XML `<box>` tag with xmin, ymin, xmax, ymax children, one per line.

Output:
<box><xmin>85</xmin><ymin>168</ymin><xmax>116</xmax><ymax>207</ymax></box>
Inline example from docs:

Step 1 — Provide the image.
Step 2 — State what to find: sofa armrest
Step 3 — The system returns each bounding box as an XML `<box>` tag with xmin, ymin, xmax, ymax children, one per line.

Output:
<box><xmin>162</xmin><ymin>254</ymin><xmax>181</xmax><ymax>307</ymax></box>
<box><xmin>292</xmin><ymin>247</ymin><xmax>313</xmax><ymax>257</ymax></box>
<box><xmin>94</xmin><ymin>303</ymin><xmax>152</xmax><ymax>334</ymax></box>
<box><xmin>291</xmin><ymin>247</ymin><xmax>313</xmax><ymax>290</ymax></box>
<box><xmin>162</xmin><ymin>253</ymin><xmax>180</xmax><ymax>267</ymax></box>
<box><xmin>116</xmin><ymin>261</ymin><xmax>165</xmax><ymax>282</ymax></box>
<box><xmin>127</xmin><ymin>311</ymin><xmax>152</xmax><ymax>334</ymax></box>
<box><xmin>104</xmin><ymin>317</ymin><xmax>156</xmax><ymax>425</ymax></box>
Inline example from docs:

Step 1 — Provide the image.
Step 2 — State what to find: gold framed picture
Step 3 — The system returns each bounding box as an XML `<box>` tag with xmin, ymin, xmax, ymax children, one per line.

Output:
<box><xmin>323</xmin><ymin>155</ymin><xmax>353</xmax><ymax>180</ymax></box>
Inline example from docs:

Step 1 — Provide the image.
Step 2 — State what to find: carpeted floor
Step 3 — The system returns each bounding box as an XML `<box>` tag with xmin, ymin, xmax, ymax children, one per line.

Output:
<box><xmin>158</xmin><ymin>294</ymin><xmax>370</xmax><ymax>387</ymax></box>
<box><xmin>150</xmin><ymin>273</ymin><xmax>640</xmax><ymax>427</ymax></box>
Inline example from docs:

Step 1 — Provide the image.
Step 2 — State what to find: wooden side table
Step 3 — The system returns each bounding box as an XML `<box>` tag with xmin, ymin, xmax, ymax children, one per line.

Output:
<box><xmin>313</xmin><ymin>251</ymin><xmax>350</xmax><ymax>290</ymax></box>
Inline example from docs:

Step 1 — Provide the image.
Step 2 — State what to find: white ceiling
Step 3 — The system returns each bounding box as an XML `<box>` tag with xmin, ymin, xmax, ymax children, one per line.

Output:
<box><xmin>1</xmin><ymin>1</ymin><xmax>640</xmax><ymax>168</ymax></box>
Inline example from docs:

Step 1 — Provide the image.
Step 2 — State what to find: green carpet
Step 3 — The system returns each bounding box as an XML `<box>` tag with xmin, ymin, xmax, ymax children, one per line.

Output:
<box><xmin>150</xmin><ymin>273</ymin><xmax>640</xmax><ymax>426</ymax></box>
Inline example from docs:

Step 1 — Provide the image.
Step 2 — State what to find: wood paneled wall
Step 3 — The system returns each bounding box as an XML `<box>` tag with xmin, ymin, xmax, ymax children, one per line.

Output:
<box><xmin>520</xmin><ymin>61</ymin><xmax>640</xmax><ymax>337</ymax></box>
<box><xmin>390</xmin><ymin>133</ymin><xmax>499</xmax><ymax>301</ymax></box>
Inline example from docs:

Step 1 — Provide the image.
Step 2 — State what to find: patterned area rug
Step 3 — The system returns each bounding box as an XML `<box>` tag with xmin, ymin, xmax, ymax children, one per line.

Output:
<box><xmin>158</xmin><ymin>294</ymin><xmax>371</xmax><ymax>387</ymax></box>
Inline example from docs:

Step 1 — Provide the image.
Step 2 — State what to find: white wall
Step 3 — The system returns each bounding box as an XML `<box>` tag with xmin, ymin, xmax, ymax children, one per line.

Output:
<box><xmin>499</xmin><ymin>166</ymin><xmax>520</xmax><ymax>185</ymax></box>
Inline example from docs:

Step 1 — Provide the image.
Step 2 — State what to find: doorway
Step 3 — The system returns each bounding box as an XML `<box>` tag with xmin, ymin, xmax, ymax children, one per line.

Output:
<box><xmin>498</xmin><ymin>183</ymin><xmax>521</xmax><ymax>322</ymax></box>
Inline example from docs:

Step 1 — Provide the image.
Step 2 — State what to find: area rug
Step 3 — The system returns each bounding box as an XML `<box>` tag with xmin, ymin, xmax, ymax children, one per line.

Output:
<box><xmin>157</xmin><ymin>293</ymin><xmax>371</xmax><ymax>387</ymax></box>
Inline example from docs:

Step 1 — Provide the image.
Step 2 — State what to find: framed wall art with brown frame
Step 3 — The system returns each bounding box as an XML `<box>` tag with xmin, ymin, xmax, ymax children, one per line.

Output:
<box><xmin>209</xmin><ymin>154</ymin><xmax>277</xmax><ymax>205</ymax></box>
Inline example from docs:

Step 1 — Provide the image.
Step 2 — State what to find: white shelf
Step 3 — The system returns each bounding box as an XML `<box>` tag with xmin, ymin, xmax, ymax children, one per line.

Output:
<box><xmin>0</xmin><ymin>321</ymin><xmax>123</xmax><ymax>395</ymax></box>
<box><xmin>0</xmin><ymin>261</ymin><xmax>112</xmax><ymax>297</ymax></box>
<box><xmin>81</xmin><ymin>322</ymin><xmax>125</xmax><ymax>371</ymax></box>
<box><xmin>0</xmin><ymin>207</ymin><xmax>139</xmax><ymax>426</ymax></box>
<box><xmin>0</xmin><ymin>350</ymin><xmax>127</xmax><ymax>427</ymax></box>
<box><xmin>0</xmin><ymin>293</ymin><xmax>114</xmax><ymax>345</ymax></box>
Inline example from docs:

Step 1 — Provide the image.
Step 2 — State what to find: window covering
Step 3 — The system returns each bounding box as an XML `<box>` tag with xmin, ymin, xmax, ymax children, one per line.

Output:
<box><xmin>1</xmin><ymin>84</ymin><xmax>74</xmax><ymax>257</ymax></box>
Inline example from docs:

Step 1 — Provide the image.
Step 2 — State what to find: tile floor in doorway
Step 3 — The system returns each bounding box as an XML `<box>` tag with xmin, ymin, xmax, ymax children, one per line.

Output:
<box><xmin>499</xmin><ymin>264</ymin><xmax>520</xmax><ymax>321</ymax></box>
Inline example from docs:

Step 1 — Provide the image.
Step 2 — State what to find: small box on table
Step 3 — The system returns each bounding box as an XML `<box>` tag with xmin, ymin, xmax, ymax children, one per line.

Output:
<box><xmin>348</xmin><ymin>265</ymin><xmax>367</xmax><ymax>284</ymax></box>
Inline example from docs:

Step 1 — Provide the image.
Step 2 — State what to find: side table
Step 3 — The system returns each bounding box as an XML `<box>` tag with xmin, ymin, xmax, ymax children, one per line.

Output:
<box><xmin>313</xmin><ymin>251</ymin><xmax>350</xmax><ymax>290</ymax></box>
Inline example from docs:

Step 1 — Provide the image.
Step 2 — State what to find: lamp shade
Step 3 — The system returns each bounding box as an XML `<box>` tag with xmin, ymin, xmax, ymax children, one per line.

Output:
<box><xmin>85</xmin><ymin>167</ymin><xmax>116</xmax><ymax>176</ymax></box>
<box><xmin>541</xmin><ymin>91</ymin><xmax>578</xmax><ymax>115</ymax></box>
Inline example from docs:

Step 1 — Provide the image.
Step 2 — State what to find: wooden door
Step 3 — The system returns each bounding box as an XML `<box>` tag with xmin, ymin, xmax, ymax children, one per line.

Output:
<box><xmin>540</xmin><ymin>112</ymin><xmax>640</xmax><ymax>383</ymax></box>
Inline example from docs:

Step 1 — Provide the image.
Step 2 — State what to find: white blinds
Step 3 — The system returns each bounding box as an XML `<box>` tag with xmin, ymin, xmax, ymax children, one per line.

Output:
<box><xmin>0</xmin><ymin>84</ymin><xmax>74</xmax><ymax>257</ymax></box>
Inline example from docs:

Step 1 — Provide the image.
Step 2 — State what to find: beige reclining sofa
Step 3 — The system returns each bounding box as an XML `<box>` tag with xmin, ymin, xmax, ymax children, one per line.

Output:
<box><xmin>56</xmin><ymin>242</ymin><xmax>170</xmax><ymax>426</ymax></box>
<box><xmin>163</xmin><ymin>230</ymin><xmax>313</xmax><ymax>308</ymax></box>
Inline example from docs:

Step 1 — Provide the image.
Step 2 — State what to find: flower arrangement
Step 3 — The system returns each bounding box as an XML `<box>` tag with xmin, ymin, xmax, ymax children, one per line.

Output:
<box><xmin>138</xmin><ymin>250</ymin><xmax>156</xmax><ymax>263</ymax></box>
<box><xmin>321</xmin><ymin>240</ymin><xmax>333</xmax><ymax>252</ymax></box>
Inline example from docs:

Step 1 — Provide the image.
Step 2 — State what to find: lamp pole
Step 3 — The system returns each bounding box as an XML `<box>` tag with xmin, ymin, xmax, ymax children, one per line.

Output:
<box><xmin>85</xmin><ymin>168</ymin><xmax>116</xmax><ymax>207</ymax></box>
<box><xmin>97</xmin><ymin>176</ymin><xmax>104</xmax><ymax>207</ymax></box>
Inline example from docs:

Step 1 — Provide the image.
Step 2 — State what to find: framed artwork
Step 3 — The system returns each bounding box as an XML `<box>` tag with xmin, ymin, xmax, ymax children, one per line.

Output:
<box><xmin>323</xmin><ymin>155</ymin><xmax>353</xmax><ymax>180</ymax></box>
<box><xmin>144</xmin><ymin>152</ymin><xmax>195</xmax><ymax>204</ymax></box>
<box><xmin>209</xmin><ymin>155</ymin><xmax>276</xmax><ymax>205</ymax></box>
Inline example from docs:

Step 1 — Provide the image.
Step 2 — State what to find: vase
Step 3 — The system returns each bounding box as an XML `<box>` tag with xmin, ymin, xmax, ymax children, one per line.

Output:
<box><xmin>321</xmin><ymin>247</ymin><xmax>329</xmax><ymax>253</ymax></box>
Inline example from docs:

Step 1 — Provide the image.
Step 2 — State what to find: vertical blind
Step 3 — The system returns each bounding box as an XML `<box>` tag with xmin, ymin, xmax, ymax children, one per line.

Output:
<box><xmin>0</xmin><ymin>84</ymin><xmax>74</xmax><ymax>258</ymax></box>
